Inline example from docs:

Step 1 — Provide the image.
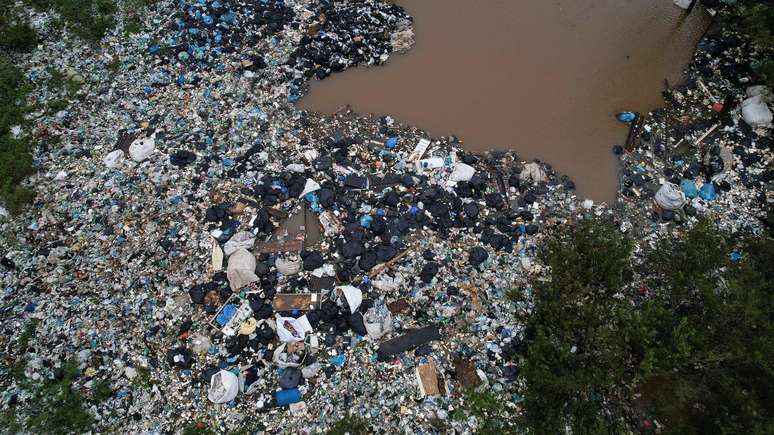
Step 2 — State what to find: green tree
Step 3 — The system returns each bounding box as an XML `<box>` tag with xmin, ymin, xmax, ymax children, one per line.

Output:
<box><xmin>520</xmin><ymin>218</ymin><xmax>636</xmax><ymax>434</ymax></box>
<box><xmin>636</xmin><ymin>222</ymin><xmax>774</xmax><ymax>434</ymax></box>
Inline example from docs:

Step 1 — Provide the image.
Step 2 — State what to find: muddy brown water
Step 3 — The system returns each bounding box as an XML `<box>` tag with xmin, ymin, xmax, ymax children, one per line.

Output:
<box><xmin>297</xmin><ymin>0</ymin><xmax>709</xmax><ymax>202</ymax></box>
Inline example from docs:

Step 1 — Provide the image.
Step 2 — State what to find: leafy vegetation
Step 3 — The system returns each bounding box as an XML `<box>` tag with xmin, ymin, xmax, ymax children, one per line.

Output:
<box><xmin>635</xmin><ymin>222</ymin><xmax>774</xmax><ymax>434</ymax></box>
<box><xmin>24</xmin><ymin>360</ymin><xmax>95</xmax><ymax>434</ymax></box>
<box><xmin>327</xmin><ymin>415</ymin><xmax>370</xmax><ymax>435</ymax></box>
<box><xmin>736</xmin><ymin>0</ymin><xmax>774</xmax><ymax>86</ymax></box>
<box><xmin>519</xmin><ymin>219</ymin><xmax>774</xmax><ymax>434</ymax></box>
<box><xmin>26</xmin><ymin>0</ymin><xmax>117</xmax><ymax>42</ymax></box>
<box><xmin>0</xmin><ymin>60</ymin><xmax>35</xmax><ymax>215</ymax></box>
<box><xmin>519</xmin><ymin>218</ymin><xmax>635</xmax><ymax>433</ymax></box>
<box><xmin>452</xmin><ymin>389</ymin><xmax>520</xmax><ymax>434</ymax></box>
<box><xmin>182</xmin><ymin>421</ymin><xmax>216</xmax><ymax>435</ymax></box>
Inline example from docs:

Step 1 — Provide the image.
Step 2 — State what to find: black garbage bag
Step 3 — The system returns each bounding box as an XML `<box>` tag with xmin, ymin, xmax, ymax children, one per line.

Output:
<box><xmin>303</xmin><ymin>251</ymin><xmax>324</xmax><ymax>271</ymax></box>
<box><xmin>469</xmin><ymin>246</ymin><xmax>488</xmax><ymax>267</ymax></box>
<box><xmin>279</xmin><ymin>367</ymin><xmax>302</xmax><ymax>389</ymax></box>
<box><xmin>419</xmin><ymin>262</ymin><xmax>439</xmax><ymax>283</ymax></box>
<box><xmin>166</xmin><ymin>347</ymin><xmax>193</xmax><ymax>369</ymax></box>
<box><xmin>169</xmin><ymin>150</ymin><xmax>197</xmax><ymax>167</ymax></box>
<box><xmin>341</xmin><ymin>240</ymin><xmax>364</xmax><ymax>258</ymax></box>
<box><xmin>348</xmin><ymin>312</ymin><xmax>368</xmax><ymax>336</ymax></box>
<box><xmin>359</xmin><ymin>251</ymin><xmax>378</xmax><ymax>271</ymax></box>
<box><xmin>189</xmin><ymin>284</ymin><xmax>206</xmax><ymax>304</ymax></box>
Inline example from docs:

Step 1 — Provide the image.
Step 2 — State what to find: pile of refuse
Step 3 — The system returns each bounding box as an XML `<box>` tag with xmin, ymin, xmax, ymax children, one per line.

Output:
<box><xmin>612</xmin><ymin>20</ymin><xmax>772</xmax><ymax>239</ymax></box>
<box><xmin>0</xmin><ymin>0</ymin><xmax>771</xmax><ymax>433</ymax></box>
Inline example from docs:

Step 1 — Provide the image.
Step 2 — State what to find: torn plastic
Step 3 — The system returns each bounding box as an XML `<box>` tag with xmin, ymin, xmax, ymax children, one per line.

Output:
<box><xmin>208</xmin><ymin>370</ymin><xmax>239</xmax><ymax>404</ymax></box>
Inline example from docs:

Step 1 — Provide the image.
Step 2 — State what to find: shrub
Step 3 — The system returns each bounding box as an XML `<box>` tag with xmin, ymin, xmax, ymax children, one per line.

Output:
<box><xmin>520</xmin><ymin>218</ymin><xmax>635</xmax><ymax>434</ymax></box>
<box><xmin>636</xmin><ymin>224</ymin><xmax>774</xmax><ymax>434</ymax></box>
<box><xmin>327</xmin><ymin>415</ymin><xmax>370</xmax><ymax>435</ymax></box>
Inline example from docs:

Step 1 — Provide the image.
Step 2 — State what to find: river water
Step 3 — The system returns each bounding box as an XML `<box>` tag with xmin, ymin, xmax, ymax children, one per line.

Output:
<box><xmin>297</xmin><ymin>0</ymin><xmax>708</xmax><ymax>202</ymax></box>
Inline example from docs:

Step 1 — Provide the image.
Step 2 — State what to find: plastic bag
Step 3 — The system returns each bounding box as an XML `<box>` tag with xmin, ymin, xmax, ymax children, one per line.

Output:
<box><xmin>519</xmin><ymin>162</ymin><xmax>546</xmax><ymax>184</ymax></box>
<box><xmin>448</xmin><ymin>163</ymin><xmax>475</xmax><ymax>182</ymax></box>
<box><xmin>337</xmin><ymin>285</ymin><xmax>363</xmax><ymax>313</ymax></box>
<box><xmin>226</xmin><ymin>248</ymin><xmax>258</xmax><ymax>291</ymax></box>
<box><xmin>276</xmin><ymin>314</ymin><xmax>312</xmax><ymax>342</ymax></box>
<box><xmin>654</xmin><ymin>182</ymin><xmax>686</xmax><ymax>210</ymax></box>
<box><xmin>103</xmin><ymin>150</ymin><xmax>124</xmax><ymax>168</ymax></box>
<box><xmin>128</xmin><ymin>134</ymin><xmax>155</xmax><ymax>162</ymax></box>
<box><xmin>223</xmin><ymin>231</ymin><xmax>256</xmax><ymax>256</ymax></box>
<box><xmin>208</xmin><ymin>370</ymin><xmax>239</xmax><ymax>404</ymax></box>
<box><xmin>364</xmin><ymin>305</ymin><xmax>393</xmax><ymax>340</ymax></box>
<box><xmin>276</xmin><ymin>254</ymin><xmax>301</xmax><ymax>276</ymax></box>
<box><xmin>741</xmin><ymin>95</ymin><xmax>773</xmax><ymax>128</ymax></box>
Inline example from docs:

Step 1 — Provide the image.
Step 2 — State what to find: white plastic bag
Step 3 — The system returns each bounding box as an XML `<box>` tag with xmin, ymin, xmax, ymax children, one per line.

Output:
<box><xmin>654</xmin><ymin>182</ymin><xmax>686</xmax><ymax>210</ymax></box>
<box><xmin>103</xmin><ymin>150</ymin><xmax>124</xmax><ymax>168</ymax></box>
<box><xmin>128</xmin><ymin>135</ymin><xmax>155</xmax><ymax>162</ymax></box>
<box><xmin>276</xmin><ymin>255</ymin><xmax>301</xmax><ymax>276</ymax></box>
<box><xmin>364</xmin><ymin>305</ymin><xmax>393</xmax><ymax>340</ymax></box>
<box><xmin>741</xmin><ymin>95</ymin><xmax>773</xmax><ymax>128</ymax></box>
<box><xmin>372</xmin><ymin>273</ymin><xmax>404</xmax><ymax>292</ymax></box>
<box><xmin>208</xmin><ymin>370</ymin><xmax>239</xmax><ymax>404</ymax></box>
<box><xmin>448</xmin><ymin>163</ymin><xmax>475</xmax><ymax>182</ymax></box>
<box><xmin>520</xmin><ymin>162</ymin><xmax>546</xmax><ymax>184</ymax></box>
<box><xmin>226</xmin><ymin>248</ymin><xmax>258</xmax><ymax>291</ymax></box>
<box><xmin>337</xmin><ymin>285</ymin><xmax>363</xmax><ymax>314</ymax></box>
<box><xmin>275</xmin><ymin>314</ymin><xmax>312</xmax><ymax>342</ymax></box>
<box><xmin>223</xmin><ymin>231</ymin><xmax>256</xmax><ymax>256</ymax></box>
<box><xmin>299</xmin><ymin>179</ymin><xmax>321</xmax><ymax>198</ymax></box>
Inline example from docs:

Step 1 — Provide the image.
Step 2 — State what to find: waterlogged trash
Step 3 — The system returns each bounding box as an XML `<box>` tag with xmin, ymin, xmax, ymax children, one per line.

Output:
<box><xmin>208</xmin><ymin>370</ymin><xmax>239</xmax><ymax>404</ymax></box>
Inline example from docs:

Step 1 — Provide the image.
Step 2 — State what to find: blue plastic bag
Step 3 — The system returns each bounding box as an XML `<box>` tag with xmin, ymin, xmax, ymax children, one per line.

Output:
<box><xmin>680</xmin><ymin>179</ymin><xmax>698</xmax><ymax>199</ymax></box>
<box><xmin>699</xmin><ymin>183</ymin><xmax>716</xmax><ymax>201</ymax></box>
<box><xmin>617</xmin><ymin>111</ymin><xmax>636</xmax><ymax>123</ymax></box>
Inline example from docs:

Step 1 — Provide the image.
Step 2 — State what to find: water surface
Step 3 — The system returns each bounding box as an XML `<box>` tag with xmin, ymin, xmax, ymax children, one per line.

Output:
<box><xmin>298</xmin><ymin>0</ymin><xmax>708</xmax><ymax>202</ymax></box>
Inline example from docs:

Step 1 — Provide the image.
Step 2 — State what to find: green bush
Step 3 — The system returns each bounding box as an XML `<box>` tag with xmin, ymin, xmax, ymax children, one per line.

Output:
<box><xmin>25</xmin><ymin>361</ymin><xmax>95</xmax><ymax>434</ymax></box>
<box><xmin>0</xmin><ymin>22</ymin><xmax>38</xmax><ymax>52</ymax></box>
<box><xmin>327</xmin><ymin>415</ymin><xmax>370</xmax><ymax>435</ymax></box>
<box><xmin>520</xmin><ymin>218</ymin><xmax>635</xmax><ymax>433</ymax></box>
<box><xmin>26</xmin><ymin>0</ymin><xmax>117</xmax><ymax>42</ymax></box>
<box><xmin>0</xmin><ymin>61</ymin><xmax>35</xmax><ymax>215</ymax></box>
<box><xmin>636</xmin><ymin>224</ymin><xmax>774</xmax><ymax>434</ymax></box>
<box><xmin>520</xmin><ymin>219</ymin><xmax>774</xmax><ymax>434</ymax></box>
<box><xmin>0</xmin><ymin>2</ymin><xmax>38</xmax><ymax>53</ymax></box>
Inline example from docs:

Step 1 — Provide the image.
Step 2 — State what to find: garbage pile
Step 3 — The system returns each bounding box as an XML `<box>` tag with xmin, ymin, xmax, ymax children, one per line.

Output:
<box><xmin>0</xmin><ymin>0</ymin><xmax>771</xmax><ymax>433</ymax></box>
<box><xmin>613</xmin><ymin>22</ymin><xmax>773</xmax><ymax>239</ymax></box>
